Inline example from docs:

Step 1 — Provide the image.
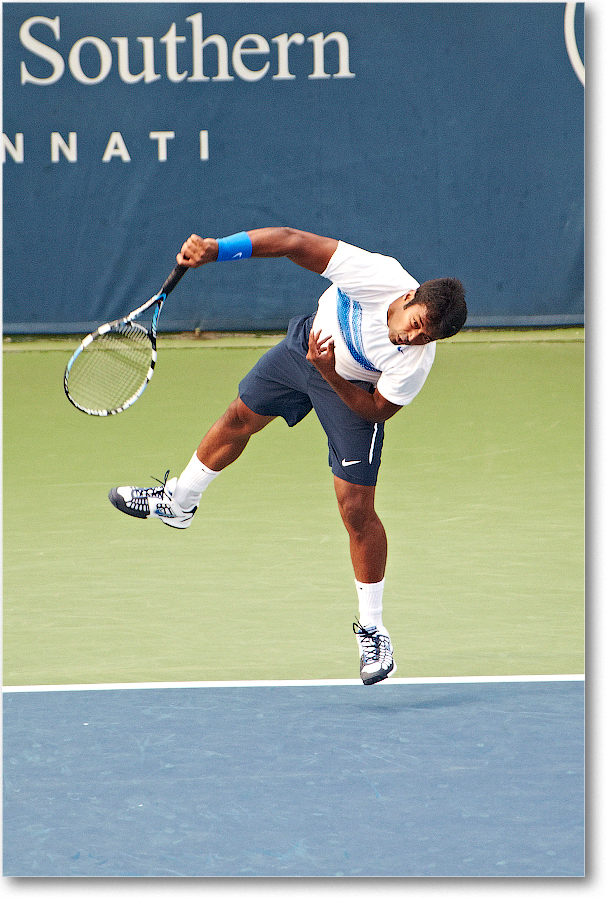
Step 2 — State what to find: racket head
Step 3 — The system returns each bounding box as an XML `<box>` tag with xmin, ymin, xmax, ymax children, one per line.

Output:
<box><xmin>64</xmin><ymin>319</ymin><xmax>156</xmax><ymax>416</ymax></box>
<box><xmin>63</xmin><ymin>263</ymin><xmax>186</xmax><ymax>416</ymax></box>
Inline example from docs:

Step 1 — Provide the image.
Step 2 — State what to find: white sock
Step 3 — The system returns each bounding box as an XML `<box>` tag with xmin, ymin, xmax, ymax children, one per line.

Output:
<box><xmin>355</xmin><ymin>578</ymin><xmax>385</xmax><ymax>630</ymax></box>
<box><xmin>172</xmin><ymin>452</ymin><xmax>220</xmax><ymax>508</ymax></box>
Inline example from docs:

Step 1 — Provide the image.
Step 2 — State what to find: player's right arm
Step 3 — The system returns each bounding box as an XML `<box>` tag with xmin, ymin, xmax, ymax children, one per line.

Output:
<box><xmin>177</xmin><ymin>228</ymin><xmax>338</xmax><ymax>275</ymax></box>
<box><xmin>248</xmin><ymin>227</ymin><xmax>338</xmax><ymax>273</ymax></box>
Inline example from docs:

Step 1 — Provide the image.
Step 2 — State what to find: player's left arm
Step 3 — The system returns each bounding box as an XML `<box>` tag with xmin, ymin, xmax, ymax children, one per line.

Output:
<box><xmin>306</xmin><ymin>330</ymin><xmax>402</xmax><ymax>423</ymax></box>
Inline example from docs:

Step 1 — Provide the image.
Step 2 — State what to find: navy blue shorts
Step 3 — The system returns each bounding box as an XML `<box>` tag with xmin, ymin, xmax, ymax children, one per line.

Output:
<box><xmin>238</xmin><ymin>314</ymin><xmax>385</xmax><ymax>486</ymax></box>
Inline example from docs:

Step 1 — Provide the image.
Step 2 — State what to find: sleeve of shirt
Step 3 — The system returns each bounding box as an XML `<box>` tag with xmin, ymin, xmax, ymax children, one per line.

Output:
<box><xmin>376</xmin><ymin>345</ymin><xmax>436</xmax><ymax>406</ymax></box>
<box><xmin>321</xmin><ymin>241</ymin><xmax>419</xmax><ymax>304</ymax></box>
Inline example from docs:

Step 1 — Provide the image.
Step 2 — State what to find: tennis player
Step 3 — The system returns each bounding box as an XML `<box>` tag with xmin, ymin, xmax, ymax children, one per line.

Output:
<box><xmin>109</xmin><ymin>227</ymin><xmax>467</xmax><ymax>684</ymax></box>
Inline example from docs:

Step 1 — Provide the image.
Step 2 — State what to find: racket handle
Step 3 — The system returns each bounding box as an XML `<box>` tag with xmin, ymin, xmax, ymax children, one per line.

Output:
<box><xmin>161</xmin><ymin>263</ymin><xmax>189</xmax><ymax>296</ymax></box>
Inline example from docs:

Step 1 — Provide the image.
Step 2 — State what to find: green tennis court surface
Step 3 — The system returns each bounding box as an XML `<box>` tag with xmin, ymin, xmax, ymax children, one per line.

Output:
<box><xmin>3</xmin><ymin>330</ymin><xmax>584</xmax><ymax>686</ymax></box>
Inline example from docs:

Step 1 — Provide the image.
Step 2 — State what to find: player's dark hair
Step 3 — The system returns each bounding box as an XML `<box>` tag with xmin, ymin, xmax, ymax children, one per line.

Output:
<box><xmin>409</xmin><ymin>278</ymin><xmax>467</xmax><ymax>339</ymax></box>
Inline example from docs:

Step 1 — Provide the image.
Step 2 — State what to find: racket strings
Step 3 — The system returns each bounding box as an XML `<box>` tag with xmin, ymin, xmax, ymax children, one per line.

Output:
<box><xmin>67</xmin><ymin>324</ymin><xmax>153</xmax><ymax>413</ymax></box>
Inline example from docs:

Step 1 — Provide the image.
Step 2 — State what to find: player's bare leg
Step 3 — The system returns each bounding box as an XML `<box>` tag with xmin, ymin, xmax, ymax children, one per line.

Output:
<box><xmin>194</xmin><ymin>397</ymin><xmax>276</xmax><ymax>471</ymax></box>
<box><xmin>333</xmin><ymin>477</ymin><xmax>387</xmax><ymax>583</ymax></box>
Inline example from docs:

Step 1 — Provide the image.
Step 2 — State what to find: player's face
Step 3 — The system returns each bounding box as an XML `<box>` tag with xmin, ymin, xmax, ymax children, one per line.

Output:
<box><xmin>388</xmin><ymin>300</ymin><xmax>434</xmax><ymax>346</ymax></box>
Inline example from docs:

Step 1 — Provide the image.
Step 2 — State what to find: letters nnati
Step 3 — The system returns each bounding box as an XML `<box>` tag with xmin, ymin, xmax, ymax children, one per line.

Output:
<box><xmin>2</xmin><ymin>131</ymin><xmax>211</xmax><ymax>164</ymax></box>
<box><xmin>19</xmin><ymin>13</ymin><xmax>355</xmax><ymax>85</ymax></box>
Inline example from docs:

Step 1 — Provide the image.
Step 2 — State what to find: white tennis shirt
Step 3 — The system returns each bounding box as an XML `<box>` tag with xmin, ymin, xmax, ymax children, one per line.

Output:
<box><xmin>313</xmin><ymin>241</ymin><xmax>436</xmax><ymax>406</ymax></box>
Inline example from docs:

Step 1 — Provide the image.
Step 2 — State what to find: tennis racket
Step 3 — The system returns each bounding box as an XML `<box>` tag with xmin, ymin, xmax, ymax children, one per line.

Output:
<box><xmin>64</xmin><ymin>263</ymin><xmax>188</xmax><ymax>416</ymax></box>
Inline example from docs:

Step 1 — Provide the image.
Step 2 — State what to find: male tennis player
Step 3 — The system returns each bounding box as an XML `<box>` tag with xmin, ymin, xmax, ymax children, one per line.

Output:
<box><xmin>109</xmin><ymin>227</ymin><xmax>467</xmax><ymax>684</ymax></box>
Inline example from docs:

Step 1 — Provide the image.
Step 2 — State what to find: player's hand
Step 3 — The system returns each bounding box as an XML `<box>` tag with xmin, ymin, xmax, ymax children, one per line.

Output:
<box><xmin>177</xmin><ymin>234</ymin><xmax>219</xmax><ymax>267</ymax></box>
<box><xmin>306</xmin><ymin>329</ymin><xmax>336</xmax><ymax>377</ymax></box>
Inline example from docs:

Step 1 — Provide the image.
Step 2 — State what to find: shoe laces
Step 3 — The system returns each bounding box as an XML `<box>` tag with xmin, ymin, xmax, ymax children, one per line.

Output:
<box><xmin>353</xmin><ymin>620</ymin><xmax>391</xmax><ymax>664</ymax></box>
<box><xmin>135</xmin><ymin>470</ymin><xmax>171</xmax><ymax>499</ymax></box>
<box><xmin>124</xmin><ymin>471</ymin><xmax>172</xmax><ymax>513</ymax></box>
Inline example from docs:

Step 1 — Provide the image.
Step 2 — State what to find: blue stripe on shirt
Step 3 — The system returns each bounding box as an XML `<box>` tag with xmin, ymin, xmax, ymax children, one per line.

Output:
<box><xmin>336</xmin><ymin>288</ymin><xmax>381</xmax><ymax>373</ymax></box>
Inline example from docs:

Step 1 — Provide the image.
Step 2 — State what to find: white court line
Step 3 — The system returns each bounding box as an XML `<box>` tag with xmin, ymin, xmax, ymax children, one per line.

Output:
<box><xmin>2</xmin><ymin>674</ymin><xmax>584</xmax><ymax>693</ymax></box>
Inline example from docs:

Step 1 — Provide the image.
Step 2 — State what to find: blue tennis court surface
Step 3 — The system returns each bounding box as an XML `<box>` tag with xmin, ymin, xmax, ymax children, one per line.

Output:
<box><xmin>3</xmin><ymin>678</ymin><xmax>583</xmax><ymax>877</ymax></box>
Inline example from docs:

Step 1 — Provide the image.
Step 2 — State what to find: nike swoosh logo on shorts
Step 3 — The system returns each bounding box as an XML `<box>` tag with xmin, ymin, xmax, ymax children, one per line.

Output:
<box><xmin>342</xmin><ymin>459</ymin><xmax>361</xmax><ymax>467</ymax></box>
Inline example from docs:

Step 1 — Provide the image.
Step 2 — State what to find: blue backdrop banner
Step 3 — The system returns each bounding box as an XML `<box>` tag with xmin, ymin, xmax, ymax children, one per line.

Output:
<box><xmin>2</xmin><ymin>2</ymin><xmax>584</xmax><ymax>333</ymax></box>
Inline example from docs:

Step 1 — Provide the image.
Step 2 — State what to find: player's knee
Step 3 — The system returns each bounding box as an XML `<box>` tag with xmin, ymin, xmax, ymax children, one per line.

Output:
<box><xmin>223</xmin><ymin>397</ymin><xmax>269</xmax><ymax>437</ymax></box>
<box><xmin>336</xmin><ymin>484</ymin><xmax>378</xmax><ymax>535</ymax></box>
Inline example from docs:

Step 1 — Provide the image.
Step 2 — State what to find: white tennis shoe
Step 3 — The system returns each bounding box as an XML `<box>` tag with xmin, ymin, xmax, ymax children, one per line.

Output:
<box><xmin>108</xmin><ymin>471</ymin><xmax>197</xmax><ymax>529</ymax></box>
<box><xmin>353</xmin><ymin>621</ymin><xmax>396</xmax><ymax>684</ymax></box>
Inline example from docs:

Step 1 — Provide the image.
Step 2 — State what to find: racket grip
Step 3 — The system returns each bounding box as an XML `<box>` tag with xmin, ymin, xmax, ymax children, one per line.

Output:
<box><xmin>161</xmin><ymin>264</ymin><xmax>189</xmax><ymax>296</ymax></box>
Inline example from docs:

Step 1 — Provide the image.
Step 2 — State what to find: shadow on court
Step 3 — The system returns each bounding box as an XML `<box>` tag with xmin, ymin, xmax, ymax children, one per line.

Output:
<box><xmin>3</xmin><ymin>680</ymin><xmax>583</xmax><ymax>877</ymax></box>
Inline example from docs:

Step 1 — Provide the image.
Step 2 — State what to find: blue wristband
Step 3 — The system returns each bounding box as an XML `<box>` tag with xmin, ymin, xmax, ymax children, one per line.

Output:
<box><xmin>216</xmin><ymin>231</ymin><xmax>253</xmax><ymax>261</ymax></box>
